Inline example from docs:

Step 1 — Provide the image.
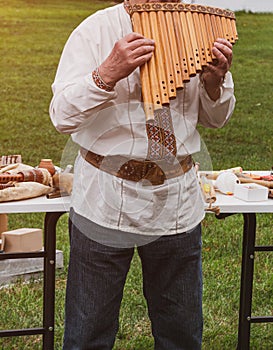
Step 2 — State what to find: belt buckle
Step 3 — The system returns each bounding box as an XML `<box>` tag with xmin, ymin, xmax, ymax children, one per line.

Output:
<box><xmin>142</xmin><ymin>162</ymin><xmax>165</xmax><ymax>186</ymax></box>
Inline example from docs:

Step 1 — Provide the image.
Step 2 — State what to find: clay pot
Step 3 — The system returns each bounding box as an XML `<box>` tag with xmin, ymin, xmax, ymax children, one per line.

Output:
<box><xmin>38</xmin><ymin>159</ymin><xmax>56</xmax><ymax>176</ymax></box>
<box><xmin>215</xmin><ymin>171</ymin><xmax>240</xmax><ymax>194</ymax></box>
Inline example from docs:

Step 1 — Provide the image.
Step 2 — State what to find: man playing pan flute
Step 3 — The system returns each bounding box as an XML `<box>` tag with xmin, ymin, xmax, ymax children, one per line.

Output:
<box><xmin>50</xmin><ymin>0</ymin><xmax>235</xmax><ymax>348</ymax></box>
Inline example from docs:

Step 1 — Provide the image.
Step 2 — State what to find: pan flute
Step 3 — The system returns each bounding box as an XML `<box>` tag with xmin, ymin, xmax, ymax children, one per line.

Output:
<box><xmin>126</xmin><ymin>2</ymin><xmax>238</xmax><ymax>120</ymax></box>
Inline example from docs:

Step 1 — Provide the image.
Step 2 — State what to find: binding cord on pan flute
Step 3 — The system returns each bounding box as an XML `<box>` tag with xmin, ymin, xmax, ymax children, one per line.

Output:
<box><xmin>125</xmin><ymin>1</ymin><xmax>238</xmax><ymax>121</ymax></box>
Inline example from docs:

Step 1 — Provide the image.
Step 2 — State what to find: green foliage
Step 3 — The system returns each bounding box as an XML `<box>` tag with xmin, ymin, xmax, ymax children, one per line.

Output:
<box><xmin>0</xmin><ymin>2</ymin><xmax>273</xmax><ymax>349</ymax></box>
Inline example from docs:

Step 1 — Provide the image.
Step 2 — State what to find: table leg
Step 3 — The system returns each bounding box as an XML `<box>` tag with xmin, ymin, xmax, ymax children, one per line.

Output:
<box><xmin>237</xmin><ymin>213</ymin><xmax>256</xmax><ymax>350</ymax></box>
<box><xmin>43</xmin><ymin>211</ymin><xmax>66</xmax><ymax>350</ymax></box>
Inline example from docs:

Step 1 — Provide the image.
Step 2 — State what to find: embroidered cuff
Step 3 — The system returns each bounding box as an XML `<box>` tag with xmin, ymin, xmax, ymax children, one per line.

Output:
<box><xmin>92</xmin><ymin>67</ymin><xmax>115</xmax><ymax>92</ymax></box>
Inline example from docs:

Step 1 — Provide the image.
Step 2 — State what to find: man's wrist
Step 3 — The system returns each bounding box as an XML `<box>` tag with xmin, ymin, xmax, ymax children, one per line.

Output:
<box><xmin>200</xmin><ymin>72</ymin><xmax>224</xmax><ymax>88</ymax></box>
<box><xmin>200</xmin><ymin>73</ymin><xmax>225</xmax><ymax>101</ymax></box>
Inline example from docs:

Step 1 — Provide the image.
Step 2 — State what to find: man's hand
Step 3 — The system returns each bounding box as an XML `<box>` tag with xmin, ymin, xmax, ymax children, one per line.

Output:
<box><xmin>201</xmin><ymin>38</ymin><xmax>233</xmax><ymax>101</ymax></box>
<box><xmin>98</xmin><ymin>32</ymin><xmax>155</xmax><ymax>89</ymax></box>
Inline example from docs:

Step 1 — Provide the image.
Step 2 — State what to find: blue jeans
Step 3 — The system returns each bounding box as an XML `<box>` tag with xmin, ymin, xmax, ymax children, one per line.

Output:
<box><xmin>63</xmin><ymin>213</ymin><xmax>203</xmax><ymax>350</ymax></box>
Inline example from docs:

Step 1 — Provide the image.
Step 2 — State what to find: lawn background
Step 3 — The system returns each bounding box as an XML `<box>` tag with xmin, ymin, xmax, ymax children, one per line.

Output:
<box><xmin>0</xmin><ymin>0</ymin><xmax>272</xmax><ymax>349</ymax></box>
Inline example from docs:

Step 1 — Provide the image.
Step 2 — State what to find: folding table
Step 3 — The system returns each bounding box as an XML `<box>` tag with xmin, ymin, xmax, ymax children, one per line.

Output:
<box><xmin>0</xmin><ymin>195</ymin><xmax>70</xmax><ymax>349</ymax></box>
<box><xmin>214</xmin><ymin>191</ymin><xmax>273</xmax><ymax>349</ymax></box>
<box><xmin>0</xmin><ymin>187</ymin><xmax>272</xmax><ymax>349</ymax></box>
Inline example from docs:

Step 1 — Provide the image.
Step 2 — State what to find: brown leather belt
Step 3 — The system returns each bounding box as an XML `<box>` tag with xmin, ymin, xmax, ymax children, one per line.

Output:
<box><xmin>80</xmin><ymin>147</ymin><xmax>193</xmax><ymax>186</ymax></box>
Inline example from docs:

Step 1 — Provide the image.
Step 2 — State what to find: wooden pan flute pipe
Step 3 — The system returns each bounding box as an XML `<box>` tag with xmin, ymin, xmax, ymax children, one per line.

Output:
<box><xmin>127</xmin><ymin>2</ymin><xmax>238</xmax><ymax>121</ymax></box>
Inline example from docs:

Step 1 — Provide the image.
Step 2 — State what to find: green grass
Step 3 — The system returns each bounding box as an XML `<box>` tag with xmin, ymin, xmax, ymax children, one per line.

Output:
<box><xmin>198</xmin><ymin>11</ymin><xmax>273</xmax><ymax>170</ymax></box>
<box><xmin>0</xmin><ymin>1</ymin><xmax>273</xmax><ymax>349</ymax></box>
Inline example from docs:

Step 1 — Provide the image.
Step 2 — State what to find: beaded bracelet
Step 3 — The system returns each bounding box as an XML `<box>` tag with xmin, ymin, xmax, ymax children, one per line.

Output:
<box><xmin>92</xmin><ymin>67</ymin><xmax>114</xmax><ymax>92</ymax></box>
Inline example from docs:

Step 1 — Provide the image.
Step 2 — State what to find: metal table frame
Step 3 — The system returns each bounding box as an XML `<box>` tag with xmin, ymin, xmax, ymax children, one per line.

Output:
<box><xmin>0</xmin><ymin>196</ymin><xmax>70</xmax><ymax>349</ymax></box>
<box><xmin>214</xmin><ymin>189</ymin><xmax>273</xmax><ymax>350</ymax></box>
